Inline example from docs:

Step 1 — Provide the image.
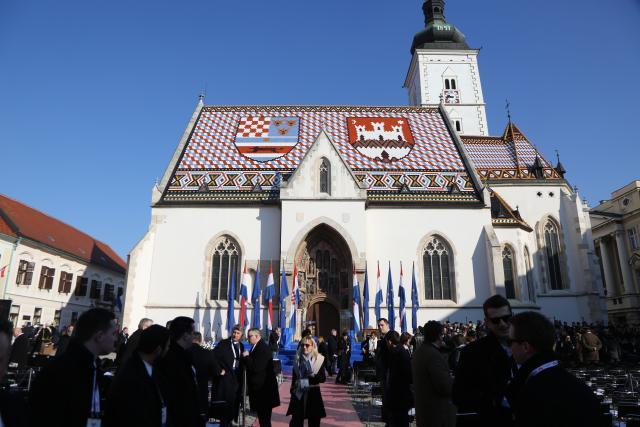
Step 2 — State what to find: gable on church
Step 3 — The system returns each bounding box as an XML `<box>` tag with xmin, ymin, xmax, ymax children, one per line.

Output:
<box><xmin>161</xmin><ymin>105</ymin><xmax>482</xmax><ymax>204</ymax></box>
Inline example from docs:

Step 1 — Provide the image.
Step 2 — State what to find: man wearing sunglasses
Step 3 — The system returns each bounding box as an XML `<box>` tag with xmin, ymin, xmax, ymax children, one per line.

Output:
<box><xmin>453</xmin><ymin>295</ymin><xmax>516</xmax><ymax>427</ymax></box>
<box><xmin>504</xmin><ymin>311</ymin><xmax>602</xmax><ymax>427</ymax></box>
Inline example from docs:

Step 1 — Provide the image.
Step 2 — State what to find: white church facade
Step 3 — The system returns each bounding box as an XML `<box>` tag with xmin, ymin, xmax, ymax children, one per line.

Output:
<box><xmin>123</xmin><ymin>1</ymin><xmax>606</xmax><ymax>339</ymax></box>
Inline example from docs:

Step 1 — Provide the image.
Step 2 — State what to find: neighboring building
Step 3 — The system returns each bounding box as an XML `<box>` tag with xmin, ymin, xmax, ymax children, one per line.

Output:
<box><xmin>591</xmin><ymin>181</ymin><xmax>640</xmax><ymax>324</ymax></box>
<box><xmin>0</xmin><ymin>194</ymin><xmax>126</xmax><ymax>328</ymax></box>
<box><xmin>124</xmin><ymin>1</ymin><xmax>605</xmax><ymax>339</ymax></box>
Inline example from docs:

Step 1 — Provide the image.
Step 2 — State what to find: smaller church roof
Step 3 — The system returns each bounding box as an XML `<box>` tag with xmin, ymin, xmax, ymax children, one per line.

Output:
<box><xmin>490</xmin><ymin>190</ymin><xmax>532</xmax><ymax>232</ymax></box>
<box><xmin>461</xmin><ymin>122</ymin><xmax>561</xmax><ymax>181</ymax></box>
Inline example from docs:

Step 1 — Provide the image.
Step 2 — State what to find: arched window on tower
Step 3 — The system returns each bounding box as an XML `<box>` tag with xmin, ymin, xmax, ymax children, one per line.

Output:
<box><xmin>320</xmin><ymin>158</ymin><xmax>331</xmax><ymax>194</ymax></box>
<box><xmin>451</xmin><ymin>78</ymin><xmax>457</xmax><ymax>90</ymax></box>
<box><xmin>210</xmin><ymin>236</ymin><xmax>240</xmax><ymax>300</ymax></box>
<box><xmin>543</xmin><ymin>220</ymin><xmax>564</xmax><ymax>290</ymax></box>
<box><xmin>444</xmin><ymin>79</ymin><xmax>450</xmax><ymax>90</ymax></box>
<box><xmin>422</xmin><ymin>236</ymin><xmax>454</xmax><ymax>300</ymax></box>
<box><xmin>502</xmin><ymin>245</ymin><xmax>517</xmax><ymax>299</ymax></box>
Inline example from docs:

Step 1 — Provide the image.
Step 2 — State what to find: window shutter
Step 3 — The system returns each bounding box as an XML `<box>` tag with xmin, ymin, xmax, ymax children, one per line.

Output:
<box><xmin>39</xmin><ymin>266</ymin><xmax>47</xmax><ymax>289</ymax></box>
<box><xmin>58</xmin><ymin>272</ymin><xmax>66</xmax><ymax>293</ymax></box>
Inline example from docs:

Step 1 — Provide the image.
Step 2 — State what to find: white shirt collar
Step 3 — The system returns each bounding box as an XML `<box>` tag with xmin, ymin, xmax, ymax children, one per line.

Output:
<box><xmin>142</xmin><ymin>359</ymin><xmax>153</xmax><ymax>377</ymax></box>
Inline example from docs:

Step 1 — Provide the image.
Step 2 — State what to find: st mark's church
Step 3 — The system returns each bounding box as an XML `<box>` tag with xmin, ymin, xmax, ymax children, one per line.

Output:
<box><xmin>123</xmin><ymin>1</ymin><xmax>606</xmax><ymax>340</ymax></box>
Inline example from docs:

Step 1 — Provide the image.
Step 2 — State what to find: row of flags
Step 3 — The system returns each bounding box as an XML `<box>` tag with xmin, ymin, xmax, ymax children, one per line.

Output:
<box><xmin>227</xmin><ymin>260</ymin><xmax>420</xmax><ymax>338</ymax></box>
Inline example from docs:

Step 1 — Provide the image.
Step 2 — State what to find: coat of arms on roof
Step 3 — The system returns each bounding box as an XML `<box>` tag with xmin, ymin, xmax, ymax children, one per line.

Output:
<box><xmin>346</xmin><ymin>117</ymin><xmax>414</xmax><ymax>163</ymax></box>
<box><xmin>234</xmin><ymin>116</ymin><xmax>300</xmax><ymax>162</ymax></box>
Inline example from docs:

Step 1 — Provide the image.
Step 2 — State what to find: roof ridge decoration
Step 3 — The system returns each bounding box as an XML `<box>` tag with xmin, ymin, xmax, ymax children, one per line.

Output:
<box><xmin>489</xmin><ymin>189</ymin><xmax>533</xmax><ymax>232</ymax></box>
<box><xmin>159</xmin><ymin>105</ymin><xmax>483</xmax><ymax>205</ymax></box>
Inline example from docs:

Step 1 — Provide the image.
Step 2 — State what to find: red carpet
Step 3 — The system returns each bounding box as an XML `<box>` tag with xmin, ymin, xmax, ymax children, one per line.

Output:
<box><xmin>252</xmin><ymin>378</ymin><xmax>362</xmax><ymax>426</ymax></box>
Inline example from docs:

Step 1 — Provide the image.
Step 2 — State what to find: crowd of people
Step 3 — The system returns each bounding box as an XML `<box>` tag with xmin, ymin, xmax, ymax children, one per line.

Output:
<box><xmin>0</xmin><ymin>294</ymin><xmax>632</xmax><ymax>426</ymax></box>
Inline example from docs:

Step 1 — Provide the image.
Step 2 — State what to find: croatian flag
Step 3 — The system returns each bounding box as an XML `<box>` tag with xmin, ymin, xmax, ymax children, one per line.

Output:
<box><xmin>279</xmin><ymin>265</ymin><xmax>289</xmax><ymax>343</ymax></box>
<box><xmin>227</xmin><ymin>270</ymin><xmax>236</xmax><ymax>336</ymax></box>
<box><xmin>362</xmin><ymin>264</ymin><xmax>370</xmax><ymax>329</ymax></box>
<box><xmin>411</xmin><ymin>262</ymin><xmax>419</xmax><ymax>332</ymax></box>
<box><xmin>375</xmin><ymin>261</ymin><xmax>383</xmax><ymax>322</ymax></box>
<box><xmin>289</xmin><ymin>265</ymin><xmax>299</xmax><ymax>335</ymax></box>
<box><xmin>398</xmin><ymin>262</ymin><xmax>407</xmax><ymax>333</ymax></box>
<box><xmin>239</xmin><ymin>262</ymin><xmax>249</xmax><ymax>334</ymax></box>
<box><xmin>352</xmin><ymin>267</ymin><xmax>361</xmax><ymax>334</ymax></box>
<box><xmin>264</xmin><ymin>261</ymin><xmax>275</xmax><ymax>332</ymax></box>
<box><xmin>387</xmin><ymin>262</ymin><xmax>395</xmax><ymax>330</ymax></box>
<box><xmin>251</xmin><ymin>264</ymin><xmax>261</xmax><ymax>329</ymax></box>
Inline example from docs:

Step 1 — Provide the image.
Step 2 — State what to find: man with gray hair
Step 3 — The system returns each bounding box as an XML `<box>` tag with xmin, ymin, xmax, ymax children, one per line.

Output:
<box><xmin>117</xmin><ymin>317</ymin><xmax>154</xmax><ymax>368</ymax></box>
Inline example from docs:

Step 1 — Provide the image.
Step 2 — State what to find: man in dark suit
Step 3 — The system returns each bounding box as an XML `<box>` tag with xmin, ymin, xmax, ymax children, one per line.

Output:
<box><xmin>190</xmin><ymin>331</ymin><xmax>219</xmax><ymax>421</ymax></box>
<box><xmin>375</xmin><ymin>318</ymin><xmax>392</xmax><ymax>426</ymax></box>
<box><xmin>326</xmin><ymin>328</ymin><xmax>338</xmax><ymax>376</ymax></box>
<box><xmin>117</xmin><ymin>318</ymin><xmax>153</xmax><ymax>368</ymax></box>
<box><xmin>0</xmin><ymin>320</ymin><xmax>28</xmax><ymax>427</ymax></box>
<box><xmin>268</xmin><ymin>327</ymin><xmax>281</xmax><ymax>359</ymax></box>
<box><xmin>54</xmin><ymin>324</ymin><xmax>74</xmax><ymax>357</ymax></box>
<box><xmin>387</xmin><ymin>331</ymin><xmax>413</xmax><ymax>427</ymax></box>
<box><xmin>28</xmin><ymin>308</ymin><xmax>118</xmax><ymax>427</ymax></box>
<box><xmin>505</xmin><ymin>312</ymin><xmax>602</xmax><ymax>427</ymax></box>
<box><xmin>104</xmin><ymin>325</ymin><xmax>171</xmax><ymax>427</ymax></box>
<box><xmin>242</xmin><ymin>328</ymin><xmax>280</xmax><ymax>427</ymax></box>
<box><xmin>158</xmin><ymin>316</ymin><xmax>202</xmax><ymax>427</ymax></box>
<box><xmin>212</xmin><ymin>325</ymin><xmax>245</xmax><ymax>426</ymax></box>
<box><xmin>10</xmin><ymin>327</ymin><xmax>30</xmax><ymax>369</ymax></box>
<box><xmin>453</xmin><ymin>295</ymin><xmax>516</xmax><ymax>427</ymax></box>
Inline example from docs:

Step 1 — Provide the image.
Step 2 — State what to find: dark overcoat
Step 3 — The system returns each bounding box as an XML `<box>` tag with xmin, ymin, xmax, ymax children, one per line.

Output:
<box><xmin>243</xmin><ymin>339</ymin><xmax>280</xmax><ymax>411</ymax></box>
<box><xmin>158</xmin><ymin>341</ymin><xmax>201</xmax><ymax>427</ymax></box>
<box><xmin>286</xmin><ymin>358</ymin><xmax>327</xmax><ymax>420</ymax></box>
<box><xmin>412</xmin><ymin>343</ymin><xmax>455</xmax><ymax>427</ymax></box>
<box><xmin>212</xmin><ymin>338</ymin><xmax>244</xmax><ymax>422</ymax></box>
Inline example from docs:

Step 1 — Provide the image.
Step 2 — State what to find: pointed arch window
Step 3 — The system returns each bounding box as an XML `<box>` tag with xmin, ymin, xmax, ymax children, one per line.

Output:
<box><xmin>320</xmin><ymin>159</ymin><xmax>331</xmax><ymax>194</ymax></box>
<box><xmin>544</xmin><ymin>220</ymin><xmax>564</xmax><ymax>290</ymax></box>
<box><xmin>210</xmin><ymin>236</ymin><xmax>240</xmax><ymax>300</ymax></box>
<box><xmin>422</xmin><ymin>236</ymin><xmax>454</xmax><ymax>300</ymax></box>
<box><xmin>523</xmin><ymin>246</ymin><xmax>535</xmax><ymax>301</ymax></box>
<box><xmin>502</xmin><ymin>246</ymin><xmax>517</xmax><ymax>299</ymax></box>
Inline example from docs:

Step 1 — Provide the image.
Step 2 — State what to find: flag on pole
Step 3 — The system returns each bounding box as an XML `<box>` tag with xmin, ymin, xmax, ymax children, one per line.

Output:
<box><xmin>251</xmin><ymin>264</ymin><xmax>261</xmax><ymax>329</ymax></box>
<box><xmin>387</xmin><ymin>262</ymin><xmax>395</xmax><ymax>330</ymax></box>
<box><xmin>0</xmin><ymin>265</ymin><xmax>7</xmax><ymax>278</ymax></box>
<box><xmin>352</xmin><ymin>266</ymin><xmax>361</xmax><ymax>335</ymax></box>
<box><xmin>227</xmin><ymin>270</ymin><xmax>236</xmax><ymax>336</ymax></box>
<box><xmin>289</xmin><ymin>265</ymin><xmax>299</xmax><ymax>337</ymax></box>
<box><xmin>398</xmin><ymin>262</ymin><xmax>407</xmax><ymax>333</ymax></box>
<box><xmin>411</xmin><ymin>262</ymin><xmax>419</xmax><ymax>332</ymax></box>
<box><xmin>264</xmin><ymin>261</ymin><xmax>275</xmax><ymax>332</ymax></box>
<box><xmin>279</xmin><ymin>264</ymin><xmax>289</xmax><ymax>343</ymax></box>
<box><xmin>362</xmin><ymin>263</ymin><xmax>370</xmax><ymax>329</ymax></box>
<box><xmin>375</xmin><ymin>261</ymin><xmax>383</xmax><ymax>322</ymax></box>
<box><xmin>239</xmin><ymin>262</ymin><xmax>249</xmax><ymax>334</ymax></box>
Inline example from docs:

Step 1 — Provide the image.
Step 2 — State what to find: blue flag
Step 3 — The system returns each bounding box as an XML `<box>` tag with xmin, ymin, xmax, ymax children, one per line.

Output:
<box><xmin>251</xmin><ymin>264</ymin><xmax>261</xmax><ymax>329</ymax></box>
<box><xmin>279</xmin><ymin>265</ymin><xmax>289</xmax><ymax>344</ymax></box>
<box><xmin>227</xmin><ymin>270</ymin><xmax>236</xmax><ymax>336</ymax></box>
<box><xmin>363</xmin><ymin>265</ymin><xmax>370</xmax><ymax>329</ymax></box>
<box><xmin>387</xmin><ymin>262</ymin><xmax>395</xmax><ymax>330</ymax></box>
<box><xmin>411</xmin><ymin>262</ymin><xmax>419</xmax><ymax>332</ymax></box>
<box><xmin>398</xmin><ymin>262</ymin><xmax>407</xmax><ymax>333</ymax></box>
<box><xmin>375</xmin><ymin>261</ymin><xmax>383</xmax><ymax>322</ymax></box>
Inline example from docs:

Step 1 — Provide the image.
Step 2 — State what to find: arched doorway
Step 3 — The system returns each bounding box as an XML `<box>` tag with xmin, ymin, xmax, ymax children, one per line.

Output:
<box><xmin>295</xmin><ymin>224</ymin><xmax>353</xmax><ymax>336</ymax></box>
<box><xmin>307</xmin><ymin>301</ymin><xmax>340</xmax><ymax>338</ymax></box>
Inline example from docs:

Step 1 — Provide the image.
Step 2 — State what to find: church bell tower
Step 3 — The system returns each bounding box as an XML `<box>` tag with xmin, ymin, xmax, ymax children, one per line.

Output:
<box><xmin>404</xmin><ymin>0</ymin><xmax>489</xmax><ymax>136</ymax></box>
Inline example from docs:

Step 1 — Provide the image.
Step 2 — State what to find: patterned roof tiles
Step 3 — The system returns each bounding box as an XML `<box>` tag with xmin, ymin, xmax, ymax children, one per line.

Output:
<box><xmin>163</xmin><ymin>105</ymin><xmax>482</xmax><ymax>203</ymax></box>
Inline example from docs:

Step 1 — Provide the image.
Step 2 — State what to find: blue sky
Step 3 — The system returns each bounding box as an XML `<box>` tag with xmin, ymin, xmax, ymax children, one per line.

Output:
<box><xmin>1</xmin><ymin>0</ymin><xmax>639</xmax><ymax>258</ymax></box>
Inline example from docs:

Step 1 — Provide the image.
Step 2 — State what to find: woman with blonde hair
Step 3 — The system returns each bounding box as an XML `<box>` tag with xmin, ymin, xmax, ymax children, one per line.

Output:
<box><xmin>286</xmin><ymin>335</ymin><xmax>326</xmax><ymax>426</ymax></box>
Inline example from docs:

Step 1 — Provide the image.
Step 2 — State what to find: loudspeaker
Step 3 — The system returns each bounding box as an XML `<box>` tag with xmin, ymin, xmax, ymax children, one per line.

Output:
<box><xmin>0</xmin><ymin>299</ymin><xmax>12</xmax><ymax>321</ymax></box>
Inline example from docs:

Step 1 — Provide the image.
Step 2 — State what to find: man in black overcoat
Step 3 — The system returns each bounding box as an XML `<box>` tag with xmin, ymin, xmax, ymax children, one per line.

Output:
<box><xmin>104</xmin><ymin>325</ymin><xmax>171</xmax><ymax>427</ymax></box>
<box><xmin>453</xmin><ymin>295</ymin><xmax>516</xmax><ymax>427</ymax></box>
<box><xmin>0</xmin><ymin>320</ymin><xmax>28</xmax><ymax>427</ymax></box>
<box><xmin>212</xmin><ymin>325</ymin><xmax>245</xmax><ymax>426</ymax></box>
<box><xmin>28</xmin><ymin>308</ymin><xmax>118</xmax><ymax>427</ymax></box>
<box><xmin>157</xmin><ymin>316</ymin><xmax>203</xmax><ymax>427</ymax></box>
<box><xmin>190</xmin><ymin>331</ymin><xmax>219</xmax><ymax>421</ymax></box>
<box><xmin>505</xmin><ymin>311</ymin><xmax>603</xmax><ymax>427</ymax></box>
<box><xmin>326</xmin><ymin>328</ymin><xmax>338</xmax><ymax>376</ymax></box>
<box><xmin>387</xmin><ymin>331</ymin><xmax>413</xmax><ymax>427</ymax></box>
<box><xmin>242</xmin><ymin>328</ymin><xmax>280</xmax><ymax>427</ymax></box>
<box><xmin>375</xmin><ymin>318</ymin><xmax>392</xmax><ymax>426</ymax></box>
<box><xmin>268</xmin><ymin>327</ymin><xmax>281</xmax><ymax>358</ymax></box>
<box><xmin>117</xmin><ymin>317</ymin><xmax>153</xmax><ymax>368</ymax></box>
<box><xmin>9</xmin><ymin>327</ymin><xmax>30</xmax><ymax>369</ymax></box>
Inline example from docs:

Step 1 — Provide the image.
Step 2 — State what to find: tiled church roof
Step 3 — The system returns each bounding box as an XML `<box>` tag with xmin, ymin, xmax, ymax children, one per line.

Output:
<box><xmin>0</xmin><ymin>194</ymin><xmax>126</xmax><ymax>274</ymax></box>
<box><xmin>461</xmin><ymin>122</ymin><xmax>561</xmax><ymax>181</ymax></box>
<box><xmin>161</xmin><ymin>105</ymin><xmax>483</xmax><ymax>204</ymax></box>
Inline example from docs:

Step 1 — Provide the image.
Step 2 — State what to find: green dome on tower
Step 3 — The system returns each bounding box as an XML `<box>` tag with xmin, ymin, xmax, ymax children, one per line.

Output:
<box><xmin>411</xmin><ymin>0</ymin><xmax>470</xmax><ymax>53</ymax></box>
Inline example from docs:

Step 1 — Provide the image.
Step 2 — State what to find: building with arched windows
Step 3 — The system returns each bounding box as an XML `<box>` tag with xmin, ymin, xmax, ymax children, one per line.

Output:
<box><xmin>123</xmin><ymin>1</ymin><xmax>605</xmax><ymax>338</ymax></box>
